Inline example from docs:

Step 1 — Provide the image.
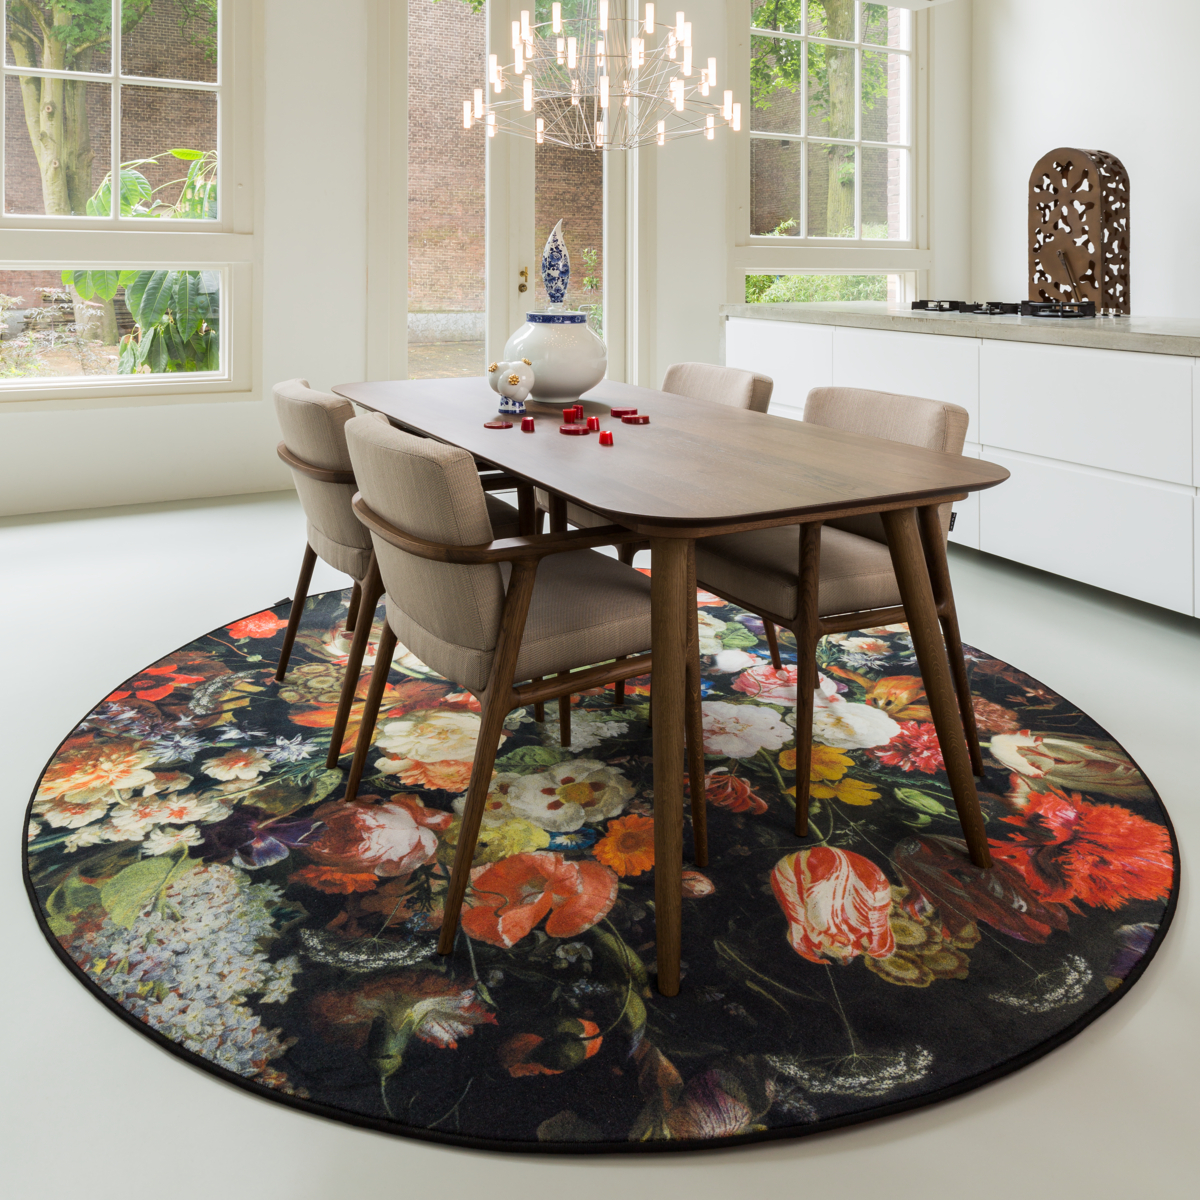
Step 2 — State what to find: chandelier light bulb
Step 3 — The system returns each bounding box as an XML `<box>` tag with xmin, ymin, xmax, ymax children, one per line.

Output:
<box><xmin>644</xmin><ymin>3</ymin><xmax>654</xmax><ymax>34</ymax></box>
<box><xmin>699</xmin><ymin>69</ymin><xmax>709</xmax><ymax>96</ymax></box>
<box><xmin>571</xmin><ymin>76</ymin><xmax>580</xmax><ymax>104</ymax></box>
<box><xmin>683</xmin><ymin>22</ymin><xmax>691</xmax><ymax>48</ymax></box>
<box><xmin>596</xmin><ymin>119</ymin><xmax>604</xmax><ymax>145</ymax></box>
<box><xmin>722</xmin><ymin>89</ymin><xmax>733</xmax><ymax>120</ymax></box>
<box><xmin>683</xmin><ymin>44</ymin><xmax>692</xmax><ymax>76</ymax></box>
<box><xmin>474</xmin><ymin>88</ymin><xmax>483</xmax><ymax>118</ymax></box>
<box><xmin>668</xmin><ymin>32</ymin><xmax>676</xmax><ymax>59</ymax></box>
<box><xmin>521</xmin><ymin>10</ymin><xmax>530</xmax><ymax>42</ymax></box>
<box><xmin>598</xmin><ymin>39</ymin><xmax>605</xmax><ymax>70</ymax></box>
<box><xmin>599</xmin><ymin>0</ymin><xmax>608</xmax><ymax>31</ymax></box>
<box><xmin>463</xmin><ymin>100</ymin><xmax>472</xmax><ymax>129</ymax></box>
<box><xmin>732</xmin><ymin>102</ymin><xmax>741</xmax><ymax>131</ymax></box>
<box><xmin>511</xmin><ymin>21</ymin><xmax>520</xmax><ymax>50</ymax></box>
<box><xmin>676</xmin><ymin>11</ymin><xmax>685</xmax><ymax>40</ymax></box>
<box><xmin>537</xmin><ymin>116</ymin><xmax>545</xmax><ymax>143</ymax></box>
<box><xmin>708</xmin><ymin>57</ymin><xmax>716</xmax><ymax>86</ymax></box>
<box><xmin>515</xmin><ymin>44</ymin><xmax>524</xmax><ymax>74</ymax></box>
<box><xmin>567</xmin><ymin>36</ymin><xmax>577</xmax><ymax>69</ymax></box>
<box><xmin>552</xmin><ymin>2</ymin><xmax>562</xmax><ymax>33</ymax></box>
<box><xmin>523</xmin><ymin>73</ymin><xmax>533</xmax><ymax>111</ymax></box>
<box><xmin>600</xmin><ymin>73</ymin><xmax>609</xmax><ymax>108</ymax></box>
<box><xmin>557</xmin><ymin>36</ymin><xmax>565</xmax><ymax>64</ymax></box>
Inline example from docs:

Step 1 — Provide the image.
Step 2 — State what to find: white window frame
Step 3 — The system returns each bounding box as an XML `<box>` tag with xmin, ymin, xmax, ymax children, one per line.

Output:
<box><xmin>0</xmin><ymin>0</ymin><xmax>255</xmax><ymax>406</ymax></box>
<box><xmin>725</xmin><ymin>1</ymin><xmax>931</xmax><ymax>304</ymax></box>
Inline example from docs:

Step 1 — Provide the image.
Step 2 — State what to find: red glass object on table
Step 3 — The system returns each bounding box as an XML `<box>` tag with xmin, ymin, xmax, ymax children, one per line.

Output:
<box><xmin>586</xmin><ymin>415</ymin><xmax>601</xmax><ymax>431</ymax></box>
<box><xmin>521</xmin><ymin>416</ymin><xmax>536</xmax><ymax>432</ymax></box>
<box><xmin>609</xmin><ymin>406</ymin><xmax>638</xmax><ymax>418</ymax></box>
<box><xmin>484</xmin><ymin>420</ymin><xmax>513</xmax><ymax>429</ymax></box>
<box><xmin>562</xmin><ymin>407</ymin><xmax>577</xmax><ymax>424</ymax></box>
<box><xmin>598</xmin><ymin>430</ymin><xmax>614</xmax><ymax>446</ymax></box>
<box><xmin>559</xmin><ymin>424</ymin><xmax>591</xmax><ymax>435</ymax></box>
<box><xmin>572</xmin><ymin>403</ymin><xmax>585</xmax><ymax>421</ymax></box>
<box><xmin>621</xmin><ymin>414</ymin><xmax>650</xmax><ymax>425</ymax></box>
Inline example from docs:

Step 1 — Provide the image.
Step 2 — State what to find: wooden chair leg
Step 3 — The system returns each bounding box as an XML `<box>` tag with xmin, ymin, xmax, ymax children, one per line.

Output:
<box><xmin>918</xmin><ymin>506</ymin><xmax>986</xmax><ymax>777</ymax></box>
<box><xmin>558</xmin><ymin>684</ymin><xmax>572</xmax><ymax>747</ymax></box>
<box><xmin>685</xmin><ymin>543</ymin><xmax>708</xmax><ymax>866</ymax></box>
<box><xmin>275</xmin><ymin>543</ymin><xmax>318</xmax><ymax>682</ymax></box>
<box><xmin>344</xmin><ymin>580</ymin><xmax>362</xmax><ymax>634</ymax></box>
<box><xmin>325</xmin><ymin>556</ymin><xmax>383</xmax><ymax>769</ymax></box>
<box><xmin>438</xmin><ymin>693</ymin><xmax>513</xmax><ymax>954</ymax></box>
<box><xmin>533</xmin><ymin>692</ymin><xmax>545</xmax><ymax>722</ymax></box>
<box><xmin>793</xmin><ymin>523</ymin><xmax>823</xmax><ymax>837</ymax></box>
<box><xmin>618</xmin><ymin>543</ymin><xmax>636</xmax><ymax>566</ymax></box>
<box><xmin>517</xmin><ymin>483</ymin><xmax>536</xmax><ymax>536</ymax></box>
<box><xmin>343</xmin><ymin>622</ymin><xmax>397</xmax><ymax>804</ymax></box>
<box><xmin>762</xmin><ymin>618</ymin><xmax>783</xmax><ymax>670</ymax></box>
<box><xmin>534</xmin><ymin>507</ymin><xmax>546</xmax><ymax>535</ymax></box>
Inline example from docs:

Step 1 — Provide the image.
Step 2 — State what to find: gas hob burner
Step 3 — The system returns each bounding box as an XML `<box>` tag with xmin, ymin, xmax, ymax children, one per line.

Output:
<box><xmin>911</xmin><ymin>300</ymin><xmax>1021</xmax><ymax>315</ymax></box>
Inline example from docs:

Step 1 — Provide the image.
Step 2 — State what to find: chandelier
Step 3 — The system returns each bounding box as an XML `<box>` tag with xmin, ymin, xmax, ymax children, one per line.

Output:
<box><xmin>460</xmin><ymin>2</ymin><xmax>741</xmax><ymax>152</ymax></box>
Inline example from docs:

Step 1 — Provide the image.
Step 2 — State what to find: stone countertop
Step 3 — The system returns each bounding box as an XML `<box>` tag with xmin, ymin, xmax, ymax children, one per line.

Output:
<box><xmin>718</xmin><ymin>302</ymin><xmax>1200</xmax><ymax>357</ymax></box>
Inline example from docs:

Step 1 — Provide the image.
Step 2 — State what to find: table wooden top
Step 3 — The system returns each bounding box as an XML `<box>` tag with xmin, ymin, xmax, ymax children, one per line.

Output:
<box><xmin>333</xmin><ymin>377</ymin><xmax>1010</xmax><ymax>536</ymax></box>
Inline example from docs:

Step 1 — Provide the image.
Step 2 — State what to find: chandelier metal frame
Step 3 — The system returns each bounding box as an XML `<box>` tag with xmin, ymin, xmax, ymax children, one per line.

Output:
<box><xmin>461</xmin><ymin>2</ymin><xmax>742</xmax><ymax>152</ymax></box>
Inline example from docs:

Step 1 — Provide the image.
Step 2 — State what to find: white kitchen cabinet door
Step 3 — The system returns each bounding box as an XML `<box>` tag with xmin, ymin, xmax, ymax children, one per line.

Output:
<box><xmin>831</xmin><ymin>328</ymin><xmax>980</xmax><ymax>431</ymax></box>
<box><xmin>979</xmin><ymin>450</ymin><xmax>1194</xmax><ymax>616</ymax></box>
<box><xmin>948</xmin><ymin>440</ymin><xmax>981</xmax><ymax>549</ymax></box>
<box><xmin>724</xmin><ymin>319</ymin><xmax>833</xmax><ymax>420</ymax></box>
<box><xmin>980</xmin><ymin>341</ymin><xmax>1193</xmax><ymax>485</ymax></box>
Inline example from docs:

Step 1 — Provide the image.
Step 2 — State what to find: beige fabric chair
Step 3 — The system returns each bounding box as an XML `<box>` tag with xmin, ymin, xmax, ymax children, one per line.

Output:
<box><xmin>273</xmin><ymin>379</ymin><xmax>521</xmax><ymax>767</ymax></box>
<box><xmin>342</xmin><ymin>414</ymin><xmax>706</xmax><ymax>953</ymax></box>
<box><xmin>694</xmin><ymin>386</ymin><xmax>982</xmax><ymax>832</ymax></box>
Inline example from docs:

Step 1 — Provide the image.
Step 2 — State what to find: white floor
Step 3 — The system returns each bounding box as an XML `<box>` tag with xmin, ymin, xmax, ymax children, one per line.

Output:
<box><xmin>2</xmin><ymin>491</ymin><xmax>1196</xmax><ymax>1200</ymax></box>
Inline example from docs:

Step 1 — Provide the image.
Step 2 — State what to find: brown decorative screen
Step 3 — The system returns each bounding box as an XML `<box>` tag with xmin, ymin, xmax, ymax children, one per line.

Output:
<box><xmin>1028</xmin><ymin>148</ymin><xmax>1130</xmax><ymax>314</ymax></box>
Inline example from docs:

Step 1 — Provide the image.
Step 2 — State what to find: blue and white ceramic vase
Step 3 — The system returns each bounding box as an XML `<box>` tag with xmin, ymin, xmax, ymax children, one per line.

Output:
<box><xmin>503</xmin><ymin>219</ymin><xmax>607</xmax><ymax>403</ymax></box>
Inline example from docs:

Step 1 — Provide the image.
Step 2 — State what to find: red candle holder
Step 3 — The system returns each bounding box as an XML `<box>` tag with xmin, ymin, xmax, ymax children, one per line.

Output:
<box><xmin>586</xmin><ymin>415</ymin><xmax>601</xmax><ymax>431</ymax></box>
<box><xmin>572</xmin><ymin>403</ymin><xmax>585</xmax><ymax>421</ymax></box>
<box><xmin>609</xmin><ymin>406</ymin><xmax>638</xmax><ymax>418</ymax></box>
<box><xmin>598</xmin><ymin>430</ymin><xmax>614</xmax><ymax>446</ymax></box>
<box><xmin>559</xmin><ymin>424</ymin><xmax>590</xmax><ymax>435</ymax></box>
<box><xmin>562</xmin><ymin>407</ymin><xmax>577</xmax><ymax>423</ymax></box>
<box><xmin>520</xmin><ymin>415</ymin><xmax>536</xmax><ymax>432</ymax></box>
<box><xmin>620</xmin><ymin>414</ymin><xmax>650</xmax><ymax>425</ymax></box>
<box><xmin>483</xmin><ymin>420</ymin><xmax>513</xmax><ymax>429</ymax></box>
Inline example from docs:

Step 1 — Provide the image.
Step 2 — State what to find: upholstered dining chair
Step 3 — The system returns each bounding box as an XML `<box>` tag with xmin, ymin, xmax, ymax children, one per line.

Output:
<box><xmin>534</xmin><ymin>362</ymin><xmax>779</xmax><ymax>701</ymax></box>
<box><xmin>693</xmin><ymin>386</ymin><xmax>984</xmax><ymax>839</ymax></box>
<box><xmin>273</xmin><ymin>379</ymin><xmax>522</xmax><ymax>770</ymax></box>
<box><xmin>341</xmin><ymin>414</ymin><xmax>707</xmax><ymax>953</ymax></box>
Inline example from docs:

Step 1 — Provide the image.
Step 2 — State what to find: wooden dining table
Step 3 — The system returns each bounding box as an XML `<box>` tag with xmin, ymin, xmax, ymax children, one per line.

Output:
<box><xmin>332</xmin><ymin>375</ymin><xmax>1011</xmax><ymax>996</ymax></box>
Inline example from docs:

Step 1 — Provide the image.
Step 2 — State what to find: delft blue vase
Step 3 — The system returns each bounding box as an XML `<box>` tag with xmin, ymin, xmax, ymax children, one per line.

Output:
<box><xmin>541</xmin><ymin>219</ymin><xmax>570</xmax><ymax>305</ymax></box>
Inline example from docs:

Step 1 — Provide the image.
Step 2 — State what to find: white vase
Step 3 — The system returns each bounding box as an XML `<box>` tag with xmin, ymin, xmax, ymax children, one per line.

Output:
<box><xmin>503</xmin><ymin>311</ymin><xmax>607</xmax><ymax>403</ymax></box>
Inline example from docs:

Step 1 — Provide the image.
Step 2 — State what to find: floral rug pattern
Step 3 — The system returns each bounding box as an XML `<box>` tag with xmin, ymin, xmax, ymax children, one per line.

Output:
<box><xmin>24</xmin><ymin>587</ymin><xmax>1177</xmax><ymax>1151</ymax></box>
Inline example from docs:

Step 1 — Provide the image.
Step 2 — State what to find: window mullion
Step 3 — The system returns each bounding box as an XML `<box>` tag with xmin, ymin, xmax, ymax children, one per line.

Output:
<box><xmin>110</xmin><ymin>0</ymin><xmax>121</xmax><ymax>222</ymax></box>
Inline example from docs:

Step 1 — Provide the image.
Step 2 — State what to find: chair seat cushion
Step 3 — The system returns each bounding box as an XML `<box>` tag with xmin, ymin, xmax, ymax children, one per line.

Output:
<box><xmin>695</xmin><ymin>524</ymin><xmax>901</xmax><ymax>623</ymax></box>
<box><xmin>385</xmin><ymin>547</ymin><xmax>651</xmax><ymax>694</ymax></box>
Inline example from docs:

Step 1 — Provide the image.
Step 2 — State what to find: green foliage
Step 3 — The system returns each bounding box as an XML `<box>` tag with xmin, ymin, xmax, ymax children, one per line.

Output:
<box><xmin>579</xmin><ymin>245</ymin><xmax>603</xmax><ymax>339</ymax></box>
<box><xmin>744</xmin><ymin>273</ymin><xmax>888</xmax><ymax>303</ymax></box>
<box><xmin>118</xmin><ymin>269</ymin><xmax>220</xmax><ymax>373</ymax></box>
<box><xmin>99</xmin><ymin>841</ymin><xmax>192</xmax><ymax>929</ymax></box>
<box><xmin>83</xmin><ymin>149</ymin><xmax>217</xmax><ymax>221</ymax></box>
<box><xmin>433</xmin><ymin>0</ymin><xmax>485</xmax><ymax>13</ymax></box>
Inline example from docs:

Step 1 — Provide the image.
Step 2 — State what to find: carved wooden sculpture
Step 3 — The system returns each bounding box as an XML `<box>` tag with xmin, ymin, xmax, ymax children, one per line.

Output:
<box><xmin>1029</xmin><ymin>148</ymin><xmax>1130</xmax><ymax>314</ymax></box>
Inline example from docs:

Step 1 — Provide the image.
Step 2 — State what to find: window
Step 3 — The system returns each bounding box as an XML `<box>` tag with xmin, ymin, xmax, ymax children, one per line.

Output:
<box><xmin>1</xmin><ymin>2</ymin><xmax>247</xmax><ymax>396</ymax></box>
<box><xmin>729</xmin><ymin>3</ymin><xmax>924</xmax><ymax>307</ymax></box>
<box><xmin>749</xmin><ymin>1</ymin><xmax>910</xmax><ymax>241</ymax></box>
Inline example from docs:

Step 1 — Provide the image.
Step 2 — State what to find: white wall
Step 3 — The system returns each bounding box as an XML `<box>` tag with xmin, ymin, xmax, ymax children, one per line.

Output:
<box><xmin>0</xmin><ymin>0</ymin><xmax>371</xmax><ymax>518</ymax></box>
<box><xmin>970</xmin><ymin>0</ymin><xmax>1200</xmax><ymax>315</ymax></box>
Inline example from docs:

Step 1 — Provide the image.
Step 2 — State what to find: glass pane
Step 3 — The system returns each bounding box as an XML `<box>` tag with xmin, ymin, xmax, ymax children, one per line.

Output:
<box><xmin>407</xmin><ymin>0</ymin><xmax>485</xmax><ymax>378</ymax></box>
<box><xmin>745</xmin><ymin>272</ymin><xmax>893</xmax><ymax>302</ymax></box>
<box><xmin>808</xmin><ymin>0</ymin><xmax>856</xmax><ymax>42</ymax></box>
<box><xmin>535</xmin><ymin>145</ymin><xmax>603</xmax><ymax>328</ymax></box>
<box><xmin>807</xmin><ymin>141</ymin><xmax>855</xmax><ymax>237</ymax></box>
<box><xmin>862</xmin><ymin>50</ymin><xmax>907</xmax><ymax>143</ymax></box>
<box><xmin>0</xmin><ymin>267</ymin><xmax>220</xmax><ymax>378</ymax></box>
<box><xmin>750</xmin><ymin>138</ymin><xmax>801</xmax><ymax>237</ymax></box>
<box><xmin>121</xmin><ymin>0</ymin><xmax>218</xmax><ymax>83</ymax></box>
<box><xmin>861</xmin><ymin>145</ymin><xmax>907</xmax><ymax>239</ymax></box>
<box><xmin>750</xmin><ymin>37</ymin><xmax>803</xmax><ymax>136</ymax></box>
<box><xmin>861</xmin><ymin>3</ymin><xmax>910</xmax><ymax>49</ymax></box>
<box><xmin>4</xmin><ymin>76</ymin><xmax>111</xmax><ymax>215</ymax></box>
<box><xmin>808</xmin><ymin>40</ymin><xmax>855</xmax><ymax>139</ymax></box>
<box><xmin>120</xmin><ymin>85</ymin><xmax>217</xmax><ymax>218</ymax></box>
<box><xmin>751</xmin><ymin>0</ymin><xmax>802</xmax><ymax>35</ymax></box>
<box><xmin>5</xmin><ymin>0</ymin><xmax>112</xmax><ymax>71</ymax></box>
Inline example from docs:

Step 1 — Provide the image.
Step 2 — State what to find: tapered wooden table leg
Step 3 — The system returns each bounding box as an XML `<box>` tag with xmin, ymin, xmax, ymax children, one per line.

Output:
<box><xmin>650</xmin><ymin>535</ymin><xmax>690</xmax><ymax>997</ymax></box>
<box><xmin>882</xmin><ymin>508</ymin><xmax>992</xmax><ymax>870</ymax></box>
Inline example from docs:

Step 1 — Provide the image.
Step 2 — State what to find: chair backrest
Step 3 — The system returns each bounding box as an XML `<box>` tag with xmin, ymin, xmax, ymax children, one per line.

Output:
<box><xmin>273</xmin><ymin>378</ymin><xmax>371</xmax><ymax>553</ymax></box>
<box><xmin>344</xmin><ymin>414</ymin><xmax>506</xmax><ymax>669</ymax></box>
<box><xmin>803</xmin><ymin>386</ymin><xmax>970</xmax><ymax>544</ymax></box>
<box><xmin>662</xmin><ymin>362</ymin><xmax>774</xmax><ymax>414</ymax></box>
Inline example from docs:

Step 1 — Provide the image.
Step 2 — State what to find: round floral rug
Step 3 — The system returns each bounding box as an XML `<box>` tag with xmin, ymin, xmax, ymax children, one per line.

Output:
<box><xmin>24</xmin><ymin>586</ymin><xmax>1178</xmax><ymax>1153</ymax></box>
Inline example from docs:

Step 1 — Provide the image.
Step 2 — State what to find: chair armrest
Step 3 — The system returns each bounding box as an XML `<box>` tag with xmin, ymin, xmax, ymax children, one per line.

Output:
<box><xmin>352</xmin><ymin>494</ymin><xmax>641</xmax><ymax>564</ymax></box>
<box><xmin>277</xmin><ymin>442</ymin><xmax>356</xmax><ymax>485</ymax></box>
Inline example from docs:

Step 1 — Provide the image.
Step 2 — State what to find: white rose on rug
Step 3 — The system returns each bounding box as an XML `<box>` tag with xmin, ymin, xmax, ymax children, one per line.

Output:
<box><xmin>701</xmin><ymin>700</ymin><xmax>792</xmax><ymax>758</ymax></box>
<box><xmin>461</xmin><ymin>760</ymin><xmax>635</xmax><ymax>833</ymax></box>
<box><xmin>811</xmin><ymin>673</ymin><xmax>900</xmax><ymax>749</ymax></box>
<box><xmin>375</xmin><ymin>708</ymin><xmax>499</xmax><ymax>793</ymax></box>
<box><xmin>696</xmin><ymin>610</ymin><xmax>729</xmax><ymax>656</ymax></box>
